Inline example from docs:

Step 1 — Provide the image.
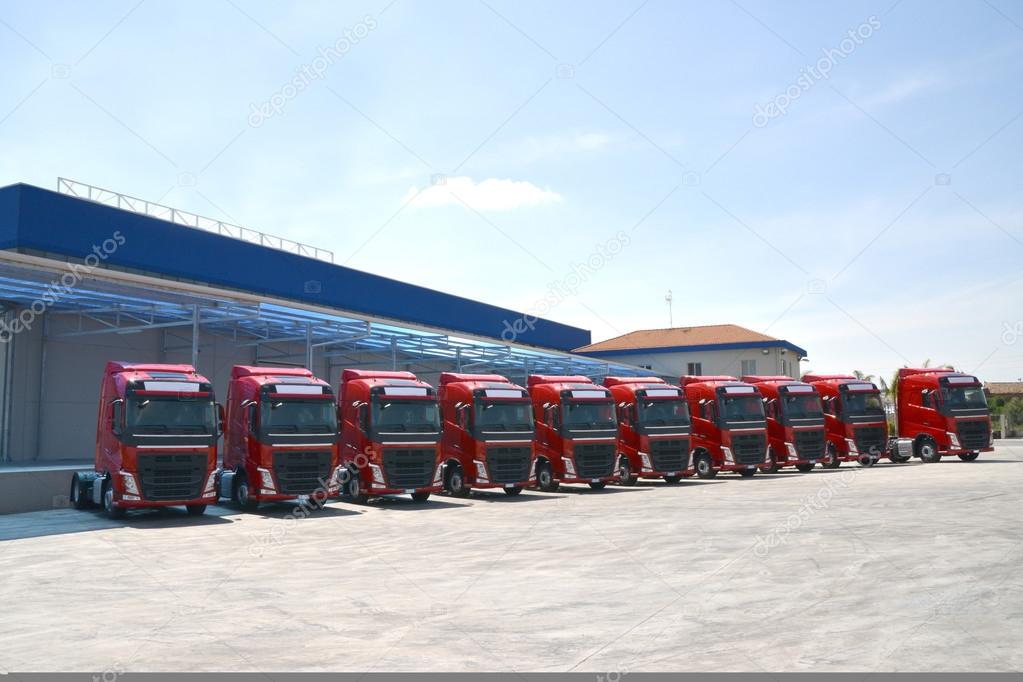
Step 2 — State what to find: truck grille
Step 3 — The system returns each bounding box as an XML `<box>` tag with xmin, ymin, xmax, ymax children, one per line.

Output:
<box><xmin>486</xmin><ymin>445</ymin><xmax>531</xmax><ymax>483</ymax></box>
<box><xmin>649</xmin><ymin>438</ymin><xmax>689</xmax><ymax>471</ymax></box>
<box><xmin>732</xmin><ymin>433</ymin><xmax>766</xmax><ymax>465</ymax></box>
<box><xmin>272</xmin><ymin>450</ymin><xmax>332</xmax><ymax>495</ymax></box>
<box><xmin>853</xmin><ymin>426</ymin><xmax>886</xmax><ymax>456</ymax></box>
<box><xmin>573</xmin><ymin>442</ymin><xmax>615</xmax><ymax>478</ymax></box>
<box><xmin>382</xmin><ymin>448</ymin><xmax>436</xmax><ymax>489</ymax></box>
<box><xmin>137</xmin><ymin>452</ymin><xmax>207</xmax><ymax>501</ymax></box>
<box><xmin>956</xmin><ymin>420</ymin><xmax>990</xmax><ymax>450</ymax></box>
<box><xmin>794</xmin><ymin>429</ymin><xmax>826</xmax><ymax>459</ymax></box>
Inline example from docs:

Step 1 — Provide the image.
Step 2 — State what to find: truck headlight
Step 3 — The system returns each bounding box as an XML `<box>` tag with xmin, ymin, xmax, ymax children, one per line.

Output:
<box><xmin>564</xmin><ymin>458</ymin><xmax>576</xmax><ymax>476</ymax></box>
<box><xmin>639</xmin><ymin>453</ymin><xmax>652</xmax><ymax>471</ymax></box>
<box><xmin>370</xmin><ymin>464</ymin><xmax>385</xmax><ymax>485</ymax></box>
<box><xmin>845</xmin><ymin>438</ymin><xmax>858</xmax><ymax>454</ymax></box>
<box><xmin>475</xmin><ymin>460</ymin><xmax>489</xmax><ymax>481</ymax></box>
<box><xmin>722</xmin><ymin>447</ymin><xmax>733</xmax><ymax>463</ymax></box>
<box><xmin>257</xmin><ymin>467</ymin><xmax>276</xmax><ymax>491</ymax></box>
<box><xmin>203</xmin><ymin>471</ymin><xmax>217</xmax><ymax>494</ymax></box>
<box><xmin>120</xmin><ymin>471</ymin><xmax>140</xmax><ymax>495</ymax></box>
<box><xmin>947</xmin><ymin>432</ymin><xmax>961</xmax><ymax>449</ymax></box>
<box><xmin>785</xmin><ymin>442</ymin><xmax>798</xmax><ymax>458</ymax></box>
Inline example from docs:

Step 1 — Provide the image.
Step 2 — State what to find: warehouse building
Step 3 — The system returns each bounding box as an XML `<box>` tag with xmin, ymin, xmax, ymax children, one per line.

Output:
<box><xmin>574</xmin><ymin>325</ymin><xmax>807</xmax><ymax>380</ymax></box>
<box><xmin>0</xmin><ymin>179</ymin><xmax>653</xmax><ymax>474</ymax></box>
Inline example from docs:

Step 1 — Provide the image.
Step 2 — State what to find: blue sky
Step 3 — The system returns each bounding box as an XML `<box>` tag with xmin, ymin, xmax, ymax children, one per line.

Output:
<box><xmin>2</xmin><ymin>0</ymin><xmax>1022</xmax><ymax>380</ymax></box>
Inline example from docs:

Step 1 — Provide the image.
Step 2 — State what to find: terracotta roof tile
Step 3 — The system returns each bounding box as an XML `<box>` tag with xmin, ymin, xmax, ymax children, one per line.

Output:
<box><xmin>985</xmin><ymin>382</ymin><xmax>1023</xmax><ymax>395</ymax></box>
<box><xmin>574</xmin><ymin>324</ymin><xmax>780</xmax><ymax>353</ymax></box>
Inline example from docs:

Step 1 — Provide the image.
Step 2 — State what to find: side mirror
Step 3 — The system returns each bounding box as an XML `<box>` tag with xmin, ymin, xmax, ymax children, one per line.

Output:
<box><xmin>110</xmin><ymin>398</ymin><xmax>124</xmax><ymax>436</ymax></box>
<box><xmin>216</xmin><ymin>403</ymin><xmax>226</xmax><ymax>436</ymax></box>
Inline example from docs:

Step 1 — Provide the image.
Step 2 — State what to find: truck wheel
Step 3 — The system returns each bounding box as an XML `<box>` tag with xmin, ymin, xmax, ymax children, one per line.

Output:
<box><xmin>102</xmin><ymin>479</ymin><xmax>126</xmax><ymax>519</ymax></box>
<box><xmin>410</xmin><ymin>491</ymin><xmax>431</xmax><ymax>503</ymax></box>
<box><xmin>737</xmin><ymin>468</ymin><xmax>757</xmax><ymax>478</ymax></box>
<box><xmin>536</xmin><ymin>461</ymin><xmax>559</xmax><ymax>492</ymax></box>
<box><xmin>663</xmin><ymin>474</ymin><xmax>682</xmax><ymax>484</ymax></box>
<box><xmin>695</xmin><ymin>453</ymin><xmax>717</xmax><ymax>479</ymax></box>
<box><xmin>345</xmin><ymin>471</ymin><xmax>369</xmax><ymax>504</ymax></box>
<box><xmin>795</xmin><ymin>463</ymin><xmax>815</xmax><ymax>473</ymax></box>
<box><xmin>958</xmin><ymin>452</ymin><xmax>980</xmax><ymax>461</ymax></box>
<box><xmin>822</xmin><ymin>443</ymin><xmax>841</xmax><ymax>469</ymax></box>
<box><xmin>234</xmin><ymin>474</ymin><xmax>259</xmax><ymax>511</ymax></box>
<box><xmin>617</xmin><ymin>457</ymin><xmax>637</xmax><ymax>486</ymax></box>
<box><xmin>445</xmin><ymin>465</ymin><xmax>470</xmax><ymax>497</ymax></box>
<box><xmin>588</xmin><ymin>481</ymin><xmax>607</xmax><ymax>490</ymax></box>
<box><xmin>70</xmin><ymin>474</ymin><xmax>91</xmax><ymax>510</ymax></box>
<box><xmin>503</xmin><ymin>486</ymin><xmax>523</xmax><ymax>496</ymax></box>
<box><xmin>857</xmin><ymin>455</ymin><xmax>878</xmax><ymax>467</ymax></box>
<box><xmin>916</xmin><ymin>437</ymin><xmax>941</xmax><ymax>463</ymax></box>
<box><xmin>762</xmin><ymin>448</ymin><xmax>781</xmax><ymax>473</ymax></box>
<box><xmin>186</xmin><ymin>504</ymin><xmax>207</xmax><ymax>516</ymax></box>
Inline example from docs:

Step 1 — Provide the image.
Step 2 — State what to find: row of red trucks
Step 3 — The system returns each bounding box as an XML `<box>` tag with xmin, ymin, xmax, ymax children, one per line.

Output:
<box><xmin>70</xmin><ymin>362</ymin><xmax>994</xmax><ymax>518</ymax></box>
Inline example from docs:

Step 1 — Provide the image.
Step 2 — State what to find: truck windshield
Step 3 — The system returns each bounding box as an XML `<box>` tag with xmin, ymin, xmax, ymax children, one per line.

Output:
<box><xmin>843</xmin><ymin>392</ymin><xmax>884</xmax><ymax>416</ymax></box>
<box><xmin>262</xmin><ymin>399</ymin><xmax>337</xmax><ymax>434</ymax></box>
<box><xmin>563</xmin><ymin>400</ymin><xmax>616</xmax><ymax>429</ymax></box>
<box><xmin>373</xmin><ymin>399</ymin><xmax>440</xmax><ymax>434</ymax></box>
<box><xmin>639</xmin><ymin>399</ymin><xmax>690</xmax><ymax>427</ymax></box>
<box><xmin>476</xmin><ymin>401</ymin><xmax>533</xmax><ymax>433</ymax></box>
<box><xmin>782</xmin><ymin>394</ymin><xmax>823</xmax><ymax>420</ymax></box>
<box><xmin>719</xmin><ymin>396</ymin><xmax>765</xmax><ymax>423</ymax></box>
<box><xmin>941</xmin><ymin>386</ymin><xmax>988</xmax><ymax>412</ymax></box>
<box><xmin>127</xmin><ymin>397</ymin><xmax>215</xmax><ymax>434</ymax></box>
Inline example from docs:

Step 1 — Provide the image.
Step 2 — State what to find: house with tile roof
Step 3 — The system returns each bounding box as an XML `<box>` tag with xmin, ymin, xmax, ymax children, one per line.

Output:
<box><xmin>574</xmin><ymin>324</ymin><xmax>808</xmax><ymax>380</ymax></box>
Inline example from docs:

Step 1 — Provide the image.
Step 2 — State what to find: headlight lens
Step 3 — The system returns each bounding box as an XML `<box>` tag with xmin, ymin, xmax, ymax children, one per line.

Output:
<box><xmin>120</xmin><ymin>471</ymin><xmax>140</xmax><ymax>495</ymax></box>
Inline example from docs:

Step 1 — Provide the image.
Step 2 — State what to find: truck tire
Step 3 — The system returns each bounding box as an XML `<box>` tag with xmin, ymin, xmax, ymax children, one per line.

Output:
<box><xmin>695</xmin><ymin>453</ymin><xmax>717</xmax><ymax>479</ymax></box>
<box><xmin>822</xmin><ymin>443</ymin><xmax>841</xmax><ymax>469</ymax></box>
<box><xmin>410</xmin><ymin>491</ymin><xmax>431</xmax><ymax>503</ymax></box>
<box><xmin>663</xmin><ymin>474</ymin><xmax>682</xmax><ymax>484</ymax></box>
<box><xmin>345</xmin><ymin>470</ymin><xmax>369</xmax><ymax>505</ymax></box>
<box><xmin>588</xmin><ymin>481</ymin><xmax>607</xmax><ymax>490</ymax></box>
<box><xmin>795</xmin><ymin>463</ymin><xmax>815</xmax><ymax>473</ymax></box>
<box><xmin>617</xmin><ymin>457</ymin><xmax>637</xmax><ymax>486</ymax></box>
<box><xmin>102</xmin><ymin>478</ymin><xmax>126</xmax><ymax>519</ymax></box>
<box><xmin>70</xmin><ymin>474</ymin><xmax>91</xmax><ymax>510</ymax></box>
<box><xmin>737</xmin><ymin>468</ymin><xmax>757</xmax><ymax>478</ymax></box>
<box><xmin>857</xmin><ymin>455</ymin><xmax>878</xmax><ymax>467</ymax></box>
<box><xmin>503</xmin><ymin>486</ymin><xmax>523</xmax><ymax>496</ymax></box>
<box><xmin>762</xmin><ymin>448</ymin><xmax>781</xmax><ymax>474</ymax></box>
<box><xmin>536</xmin><ymin>461</ymin><xmax>559</xmax><ymax>492</ymax></box>
<box><xmin>958</xmin><ymin>452</ymin><xmax>980</xmax><ymax>461</ymax></box>
<box><xmin>916</xmin><ymin>437</ymin><xmax>941</xmax><ymax>463</ymax></box>
<box><xmin>186</xmin><ymin>504</ymin><xmax>207</xmax><ymax>516</ymax></box>
<box><xmin>234</xmin><ymin>474</ymin><xmax>260</xmax><ymax>511</ymax></box>
<box><xmin>445</xmin><ymin>464</ymin><xmax>470</xmax><ymax>498</ymax></box>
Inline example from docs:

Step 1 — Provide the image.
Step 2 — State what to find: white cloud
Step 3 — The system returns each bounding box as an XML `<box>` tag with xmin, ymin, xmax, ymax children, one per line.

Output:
<box><xmin>403</xmin><ymin>176</ymin><xmax>562</xmax><ymax>211</ymax></box>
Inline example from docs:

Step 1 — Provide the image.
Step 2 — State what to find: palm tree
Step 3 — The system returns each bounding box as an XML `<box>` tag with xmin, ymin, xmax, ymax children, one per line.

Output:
<box><xmin>852</xmin><ymin>370</ymin><xmax>875</xmax><ymax>382</ymax></box>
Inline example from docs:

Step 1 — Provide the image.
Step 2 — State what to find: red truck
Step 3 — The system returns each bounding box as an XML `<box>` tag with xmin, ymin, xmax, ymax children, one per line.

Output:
<box><xmin>803</xmin><ymin>373</ymin><xmax>889</xmax><ymax>467</ymax></box>
<box><xmin>681</xmin><ymin>375</ymin><xmax>768</xmax><ymax>478</ymax></box>
<box><xmin>888</xmin><ymin>367</ymin><xmax>993</xmax><ymax>462</ymax></box>
<box><xmin>742</xmin><ymin>375</ymin><xmax>826</xmax><ymax>473</ymax></box>
<box><xmin>338</xmin><ymin>369</ymin><xmax>443</xmax><ymax>503</ymax></box>
<box><xmin>70</xmin><ymin>362</ymin><xmax>220</xmax><ymax>518</ymax></box>
<box><xmin>217</xmin><ymin>366</ymin><xmax>343</xmax><ymax>510</ymax></box>
<box><xmin>437</xmin><ymin>373</ymin><xmax>536</xmax><ymax>496</ymax></box>
<box><xmin>604</xmin><ymin>376</ymin><xmax>693</xmax><ymax>484</ymax></box>
<box><xmin>527</xmin><ymin>375</ymin><xmax>619</xmax><ymax>491</ymax></box>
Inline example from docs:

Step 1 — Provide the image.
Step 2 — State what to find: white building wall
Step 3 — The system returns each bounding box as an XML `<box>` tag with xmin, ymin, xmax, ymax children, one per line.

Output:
<box><xmin>591</xmin><ymin>346</ymin><xmax>804</xmax><ymax>382</ymax></box>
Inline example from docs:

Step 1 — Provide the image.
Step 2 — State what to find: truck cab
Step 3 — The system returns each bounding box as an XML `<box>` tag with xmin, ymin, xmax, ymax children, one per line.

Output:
<box><xmin>604</xmin><ymin>376</ymin><xmax>693</xmax><ymax>484</ymax></box>
<box><xmin>218</xmin><ymin>366</ymin><xmax>342</xmax><ymax>510</ymax></box>
<box><xmin>438</xmin><ymin>373</ymin><xmax>536</xmax><ymax>497</ymax></box>
<box><xmin>338</xmin><ymin>369</ymin><xmax>443</xmax><ymax>503</ymax></box>
<box><xmin>890</xmin><ymin>368</ymin><xmax>993</xmax><ymax>462</ymax></box>
<box><xmin>681</xmin><ymin>375</ymin><xmax>768</xmax><ymax>478</ymax></box>
<box><xmin>70</xmin><ymin>362</ymin><xmax>220</xmax><ymax>518</ymax></box>
<box><xmin>802</xmin><ymin>373</ymin><xmax>889</xmax><ymax>467</ymax></box>
<box><xmin>528</xmin><ymin>375</ymin><xmax>619</xmax><ymax>491</ymax></box>
<box><xmin>742</xmin><ymin>375</ymin><xmax>825</xmax><ymax>473</ymax></box>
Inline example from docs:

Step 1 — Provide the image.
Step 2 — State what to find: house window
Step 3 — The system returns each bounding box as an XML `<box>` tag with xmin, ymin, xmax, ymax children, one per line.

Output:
<box><xmin>741</xmin><ymin>359</ymin><xmax>757</xmax><ymax>376</ymax></box>
<box><xmin>686</xmin><ymin>362</ymin><xmax>702</xmax><ymax>376</ymax></box>
<box><xmin>782</xmin><ymin>359</ymin><xmax>790</xmax><ymax>377</ymax></box>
